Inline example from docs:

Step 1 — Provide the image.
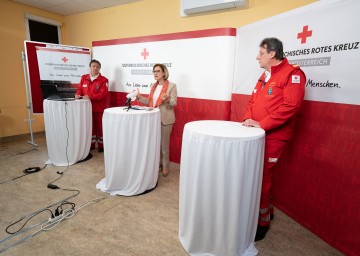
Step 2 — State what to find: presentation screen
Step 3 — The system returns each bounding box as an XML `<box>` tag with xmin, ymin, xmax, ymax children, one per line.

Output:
<box><xmin>24</xmin><ymin>41</ymin><xmax>91</xmax><ymax>113</ymax></box>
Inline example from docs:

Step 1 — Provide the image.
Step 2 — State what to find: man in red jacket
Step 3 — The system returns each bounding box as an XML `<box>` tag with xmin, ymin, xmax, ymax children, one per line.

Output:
<box><xmin>75</xmin><ymin>59</ymin><xmax>109</xmax><ymax>152</ymax></box>
<box><xmin>243</xmin><ymin>38</ymin><xmax>306</xmax><ymax>241</ymax></box>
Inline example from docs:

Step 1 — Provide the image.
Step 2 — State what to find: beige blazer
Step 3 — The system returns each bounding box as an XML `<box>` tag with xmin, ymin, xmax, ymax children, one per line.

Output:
<box><xmin>138</xmin><ymin>82</ymin><xmax>177</xmax><ymax>125</ymax></box>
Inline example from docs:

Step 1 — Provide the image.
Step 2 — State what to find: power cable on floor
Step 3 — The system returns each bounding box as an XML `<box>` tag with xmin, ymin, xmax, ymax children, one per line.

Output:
<box><xmin>0</xmin><ymin>148</ymin><xmax>38</xmax><ymax>159</ymax></box>
<box><xmin>47</xmin><ymin>101</ymin><xmax>71</xmax><ymax>187</ymax></box>
<box><xmin>0</xmin><ymin>164</ymin><xmax>47</xmax><ymax>185</ymax></box>
<box><xmin>0</xmin><ymin>196</ymin><xmax>107</xmax><ymax>253</ymax></box>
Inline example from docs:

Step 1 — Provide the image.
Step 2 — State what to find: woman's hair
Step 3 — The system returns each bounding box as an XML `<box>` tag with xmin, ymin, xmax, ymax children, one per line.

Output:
<box><xmin>259</xmin><ymin>38</ymin><xmax>284</xmax><ymax>60</ymax></box>
<box><xmin>153</xmin><ymin>63</ymin><xmax>169</xmax><ymax>80</ymax></box>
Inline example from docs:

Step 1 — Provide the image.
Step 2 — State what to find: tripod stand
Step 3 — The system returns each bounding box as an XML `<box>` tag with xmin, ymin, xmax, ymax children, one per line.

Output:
<box><xmin>124</xmin><ymin>101</ymin><xmax>142</xmax><ymax>112</ymax></box>
<box><xmin>125</xmin><ymin>100</ymin><xmax>132</xmax><ymax>112</ymax></box>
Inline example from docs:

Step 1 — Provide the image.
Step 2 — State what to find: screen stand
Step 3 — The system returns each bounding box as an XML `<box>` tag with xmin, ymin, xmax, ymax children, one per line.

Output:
<box><xmin>22</xmin><ymin>51</ymin><xmax>38</xmax><ymax>147</ymax></box>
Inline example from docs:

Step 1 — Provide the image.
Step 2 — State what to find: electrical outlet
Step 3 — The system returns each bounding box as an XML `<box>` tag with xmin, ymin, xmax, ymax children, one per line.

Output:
<box><xmin>48</xmin><ymin>215</ymin><xmax>62</xmax><ymax>223</ymax></box>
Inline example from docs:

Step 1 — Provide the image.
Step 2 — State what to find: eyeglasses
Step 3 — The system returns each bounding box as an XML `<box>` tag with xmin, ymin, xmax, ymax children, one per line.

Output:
<box><xmin>152</xmin><ymin>70</ymin><xmax>162</xmax><ymax>74</ymax></box>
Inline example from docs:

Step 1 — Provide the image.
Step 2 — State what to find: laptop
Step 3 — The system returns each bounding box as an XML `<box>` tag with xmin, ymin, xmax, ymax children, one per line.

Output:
<box><xmin>40</xmin><ymin>80</ymin><xmax>76</xmax><ymax>101</ymax></box>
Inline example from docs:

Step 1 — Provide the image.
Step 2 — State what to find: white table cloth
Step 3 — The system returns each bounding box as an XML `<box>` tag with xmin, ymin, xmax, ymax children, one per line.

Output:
<box><xmin>96</xmin><ymin>107</ymin><xmax>161</xmax><ymax>196</ymax></box>
<box><xmin>179</xmin><ymin>120</ymin><xmax>265</xmax><ymax>256</ymax></box>
<box><xmin>43</xmin><ymin>99</ymin><xmax>92</xmax><ymax>166</ymax></box>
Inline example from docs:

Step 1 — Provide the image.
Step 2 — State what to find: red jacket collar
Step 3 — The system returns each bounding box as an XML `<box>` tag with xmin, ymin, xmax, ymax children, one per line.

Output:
<box><xmin>270</xmin><ymin>58</ymin><xmax>289</xmax><ymax>74</ymax></box>
<box><xmin>84</xmin><ymin>73</ymin><xmax>103</xmax><ymax>81</ymax></box>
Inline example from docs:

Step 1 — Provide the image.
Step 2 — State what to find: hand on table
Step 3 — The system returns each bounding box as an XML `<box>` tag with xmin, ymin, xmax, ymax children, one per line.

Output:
<box><xmin>242</xmin><ymin>119</ymin><xmax>260</xmax><ymax>128</ymax></box>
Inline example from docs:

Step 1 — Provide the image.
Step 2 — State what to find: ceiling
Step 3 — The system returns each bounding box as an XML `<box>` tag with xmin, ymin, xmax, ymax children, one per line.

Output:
<box><xmin>12</xmin><ymin>0</ymin><xmax>142</xmax><ymax>16</ymax></box>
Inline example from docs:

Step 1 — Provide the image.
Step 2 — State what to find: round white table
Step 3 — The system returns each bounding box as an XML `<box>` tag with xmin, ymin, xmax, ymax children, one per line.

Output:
<box><xmin>43</xmin><ymin>99</ymin><xmax>92</xmax><ymax>166</ymax></box>
<box><xmin>179</xmin><ymin>120</ymin><xmax>265</xmax><ymax>256</ymax></box>
<box><xmin>96</xmin><ymin>107</ymin><xmax>161</xmax><ymax>196</ymax></box>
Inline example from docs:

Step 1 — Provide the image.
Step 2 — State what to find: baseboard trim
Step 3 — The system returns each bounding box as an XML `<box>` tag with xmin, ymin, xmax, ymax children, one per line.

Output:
<box><xmin>0</xmin><ymin>131</ymin><xmax>45</xmax><ymax>143</ymax></box>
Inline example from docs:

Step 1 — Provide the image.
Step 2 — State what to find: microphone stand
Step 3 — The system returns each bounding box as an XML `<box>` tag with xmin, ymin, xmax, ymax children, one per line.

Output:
<box><xmin>125</xmin><ymin>100</ymin><xmax>132</xmax><ymax>112</ymax></box>
<box><xmin>124</xmin><ymin>96</ymin><xmax>142</xmax><ymax>112</ymax></box>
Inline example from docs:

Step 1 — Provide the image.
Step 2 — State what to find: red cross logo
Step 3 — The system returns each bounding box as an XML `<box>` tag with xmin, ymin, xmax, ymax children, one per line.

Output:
<box><xmin>62</xmin><ymin>57</ymin><xmax>68</xmax><ymax>63</ymax></box>
<box><xmin>297</xmin><ymin>25</ymin><xmax>312</xmax><ymax>44</ymax></box>
<box><xmin>141</xmin><ymin>48</ymin><xmax>149</xmax><ymax>60</ymax></box>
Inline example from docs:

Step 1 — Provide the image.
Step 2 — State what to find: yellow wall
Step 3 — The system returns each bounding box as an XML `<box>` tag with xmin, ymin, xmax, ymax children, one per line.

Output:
<box><xmin>0</xmin><ymin>0</ymin><xmax>317</xmax><ymax>138</ymax></box>
<box><xmin>0</xmin><ymin>0</ymin><xmax>63</xmax><ymax>138</ymax></box>
<box><xmin>64</xmin><ymin>0</ymin><xmax>317</xmax><ymax>48</ymax></box>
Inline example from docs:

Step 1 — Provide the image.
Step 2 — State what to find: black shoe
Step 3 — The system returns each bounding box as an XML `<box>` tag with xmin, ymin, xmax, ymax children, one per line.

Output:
<box><xmin>98</xmin><ymin>148</ymin><xmax>104</xmax><ymax>153</ymax></box>
<box><xmin>255</xmin><ymin>225</ymin><xmax>269</xmax><ymax>241</ymax></box>
<box><xmin>270</xmin><ymin>213</ymin><xmax>274</xmax><ymax>220</ymax></box>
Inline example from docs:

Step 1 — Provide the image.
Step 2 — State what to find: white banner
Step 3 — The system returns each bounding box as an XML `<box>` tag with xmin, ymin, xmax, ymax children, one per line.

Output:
<box><xmin>93</xmin><ymin>29</ymin><xmax>236</xmax><ymax>101</ymax></box>
<box><xmin>36</xmin><ymin>45</ymin><xmax>91</xmax><ymax>83</ymax></box>
<box><xmin>233</xmin><ymin>0</ymin><xmax>360</xmax><ymax>105</ymax></box>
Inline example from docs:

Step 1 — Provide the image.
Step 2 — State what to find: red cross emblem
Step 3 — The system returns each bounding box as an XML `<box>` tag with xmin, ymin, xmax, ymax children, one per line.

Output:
<box><xmin>62</xmin><ymin>57</ymin><xmax>68</xmax><ymax>63</ymax></box>
<box><xmin>297</xmin><ymin>25</ymin><xmax>312</xmax><ymax>44</ymax></box>
<box><xmin>141</xmin><ymin>48</ymin><xmax>149</xmax><ymax>60</ymax></box>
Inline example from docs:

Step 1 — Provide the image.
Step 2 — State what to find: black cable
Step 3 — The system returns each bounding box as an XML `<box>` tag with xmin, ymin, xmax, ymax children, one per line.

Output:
<box><xmin>55</xmin><ymin>201</ymin><xmax>76</xmax><ymax>216</ymax></box>
<box><xmin>0</xmin><ymin>174</ymin><xmax>27</xmax><ymax>185</ymax></box>
<box><xmin>61</xmin><ymin>188</ymin><xmax>80</xmax><ymax>197</ymax></box>
<box><xmin>13</xmin><ymin>148</ymin><xmax>38</xmax><ymax>155</ymax></box>
<box><xmin>47</xmin><ymin>102</ymin><xmax>71</xmax><ymax>187</ymax></box>
<box><xmin>2</xmin><ymin>101</ymin><xmax>81</xmax><ymax>253</ymax></box>
<box><xmin>4</xmin><ymin>189</ymin><xmax>80</xmax><ymax>236</ymax></box>
<box><xmin>0</xmin><ymin>148</ymin><xmax>38</xmax><ymax>160</ymax></box>
<box><xmin>50</xmin><ymin>102</ymin><xmax>71</xmax><ymax>179</ymax></box>
<box><xmin>23</xmin><ymin>167</ymin><xmax>41</xmax><ymax>174</ymax></box>
<box><xmin>47</xmin><ymin>173</ymin><xmax>63</xmax><ymax>188</ymax></box>
<box><xmin>5</xmin><ymin>209</ymin><xmax>54</xmax><ymax>235</ymax></box>
<box><xmin>1</xmin><ymin>199</ymin><xmax>78</xmax><ymax>253</ymax></box>
<box><xmin>63</xmin><ymin>101</ymin><xmax>70</xmax><ymax>174</ymax></box>
<box><xmin>0</xmin><ymin>164</ymin><xmax>47</xmax><ymax>185</ymax></box>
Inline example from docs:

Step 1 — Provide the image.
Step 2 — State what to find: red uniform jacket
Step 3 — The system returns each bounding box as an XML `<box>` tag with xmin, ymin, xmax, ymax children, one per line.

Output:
<box><xmin>243</xmin><ymin>58</ymin><xmax>306</xmax><ymax>141</ymax></box>
<box><xmin>75</xmin><ymin>73</ymin><xmax>109</xmax><ymax>112</ymax></box>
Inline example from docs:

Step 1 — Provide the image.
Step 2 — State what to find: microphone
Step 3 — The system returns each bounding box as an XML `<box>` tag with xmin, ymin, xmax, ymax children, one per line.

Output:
<box><xmin>125</xmin><ymin>91</ymin><xmax>137</xmax><ymax>105</ymax></box>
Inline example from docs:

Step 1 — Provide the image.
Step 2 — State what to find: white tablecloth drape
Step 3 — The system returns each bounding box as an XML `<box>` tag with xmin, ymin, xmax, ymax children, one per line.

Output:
<box><xmin>179</xmin><ymin>120</ymin><xmax>265</xmax><ymax>256</ymax></box>
<box><xmin>44</xmin><ymin>99</ymin><xmax>92</xmax><ymax>166</ymax></box>
<box><xmin>96</xmin><ymin>107</ymin><xmax>161</xmax><ymax>196</ymax></box>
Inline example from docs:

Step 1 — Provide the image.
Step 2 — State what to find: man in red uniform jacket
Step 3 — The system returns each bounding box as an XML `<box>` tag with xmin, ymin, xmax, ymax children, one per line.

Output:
<box><xmin>243</xmin><ymin>38</ymin><xmax>306</xmax><ymax>241</ymax></box>
<box><xmin>75</xmin><ymin>59</ymin><xmax>109</xmax><ymax>152</ymax></box>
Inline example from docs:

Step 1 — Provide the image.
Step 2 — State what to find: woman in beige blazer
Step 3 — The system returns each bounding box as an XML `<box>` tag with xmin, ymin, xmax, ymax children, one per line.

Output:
<box><xmin>136</xmin><ymin>63</ymin><xmax>177</xmax><ymax>177</ymax></box>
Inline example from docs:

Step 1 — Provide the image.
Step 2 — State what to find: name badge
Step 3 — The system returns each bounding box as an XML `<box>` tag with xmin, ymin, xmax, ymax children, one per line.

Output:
<box><xmin>82</xmin><ymin>84</ymin><xmax>88</xmax><ymax>87</ymax></box>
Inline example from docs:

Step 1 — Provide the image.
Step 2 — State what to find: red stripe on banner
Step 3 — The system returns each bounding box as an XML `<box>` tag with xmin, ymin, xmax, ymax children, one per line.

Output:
<box><xmin>93</xmin><ymin>28</ymin><xmax>236</xmax><ymax>46</ymax></box>
<box><xmin>109</xmin><ymin>91</ymin><xmax>128</xmax><ymax>107</ymax></box>
<box><xmin>26</xmin><ymin>42</ymin><xmax>46</xmax><ymax>113</ymax></box>
<box><xmin>35</xmin><ymin>47</ymin><xmax>91</xmax><ymax>54</ymax></box>
<box><xmin>109</xmin><ymin>92</ymin><xmax>231</xmax><ymax>163</ymax></box>
<box><xmin>230</xmin><ymin>93</ymin><xmax>251</xmax><ymax>121</ymax></box>
<box><xmin>231</xmin><ymin>93</ymin><xmax>360</xmax><ymax>256</ymax></box>
<box><xmin>171</xmin><ymin>97</ymin><xmax>231</xmax><ymax>163</ymax></box>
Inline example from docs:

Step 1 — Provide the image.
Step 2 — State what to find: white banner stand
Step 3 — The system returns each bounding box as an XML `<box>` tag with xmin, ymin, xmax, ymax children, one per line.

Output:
<box><xmin>22</xmin><ymin>51</ymin><xmax>38</xmax><ymax>147</ymax></box>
